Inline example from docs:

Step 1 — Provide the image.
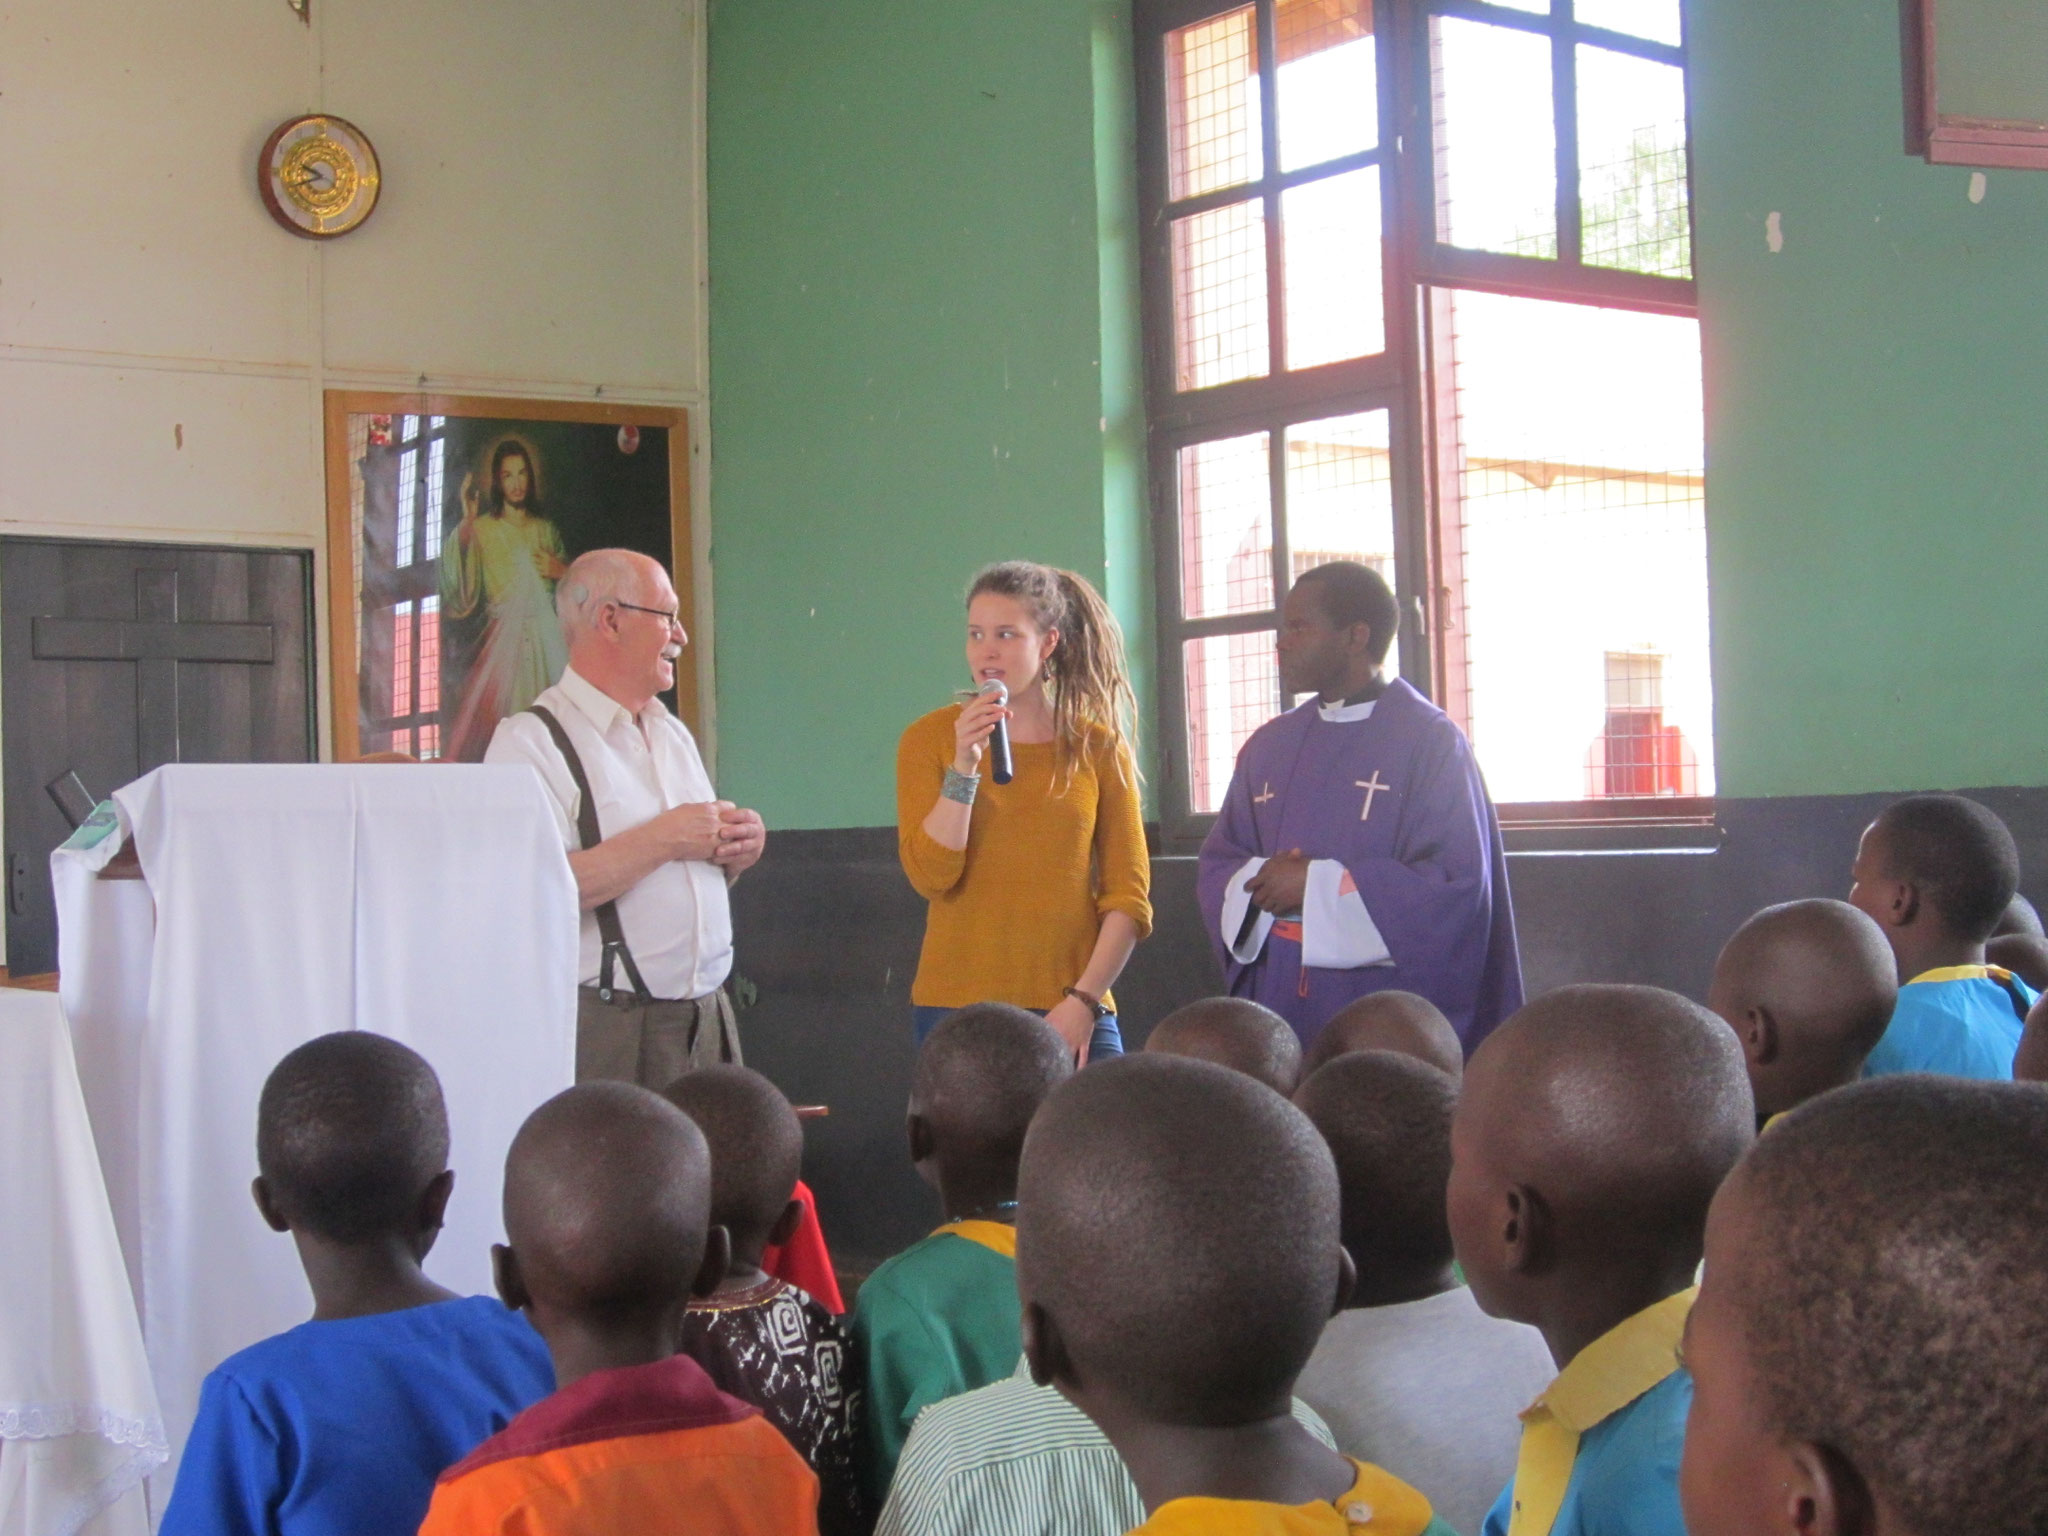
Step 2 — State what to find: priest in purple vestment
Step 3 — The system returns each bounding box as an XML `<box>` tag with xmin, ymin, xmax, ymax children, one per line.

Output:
<box><xmin>1197</xmin><ymin>562</ymin><xmax>1522</xmax><ymax>1052</ymax></box>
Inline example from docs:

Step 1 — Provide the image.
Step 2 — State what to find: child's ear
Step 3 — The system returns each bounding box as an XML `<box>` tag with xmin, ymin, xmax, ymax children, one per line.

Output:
<box><xmin>493</xmin><ymin>1243</ymin><xmax>531</xmax><ymax>1312</ymax></box>
<box><xmin>1020</xmin><ymin>1300</ymin><xmax>1075</xmax><ymax>1393</ymax></box>
<box><xmin>1890</xmin><ymin>880</ymin><xmax>1922</xmax><ymax>930</ymax></box>
<box><xmin>1744</xmin><ymin>1006</ymin><xmax>1779</xmax><ymax>1067</ymax></box>
<box><xmin>1502</xmin><ymin>1182</ymin><xmax>1553</xmax><ymax>1276</ymax></box>
<box><xmin>906</xmin><ymin>1113</ymin><xmax>937</xmax><ymax>1168</ymax></box>
<box><xmin>1330</xmin><ymin>1245</ymin><xmax>1357</xmax><ymax>1317</ymax></box>
<box><xmin>1789</xmin><ymin>1440</ymin><xmax>1877</xmax><ymax>1536</ymax></box>
<box><xmin>693</xmin><ymin>1225</ymin><xmax>732</xmax><ymax>1297</ymax></box>
<box><xmin>417</xmin><ymin>1169</ymin><xmax>457</xmax><ymax>1235</ymax></box>
<box><xmin>767</xmin><ymin>1197</ymin><xmax>806</xmax><ymax>1249</ymax></box>
<box><xmin>251</xmin><ymin>1176</ymin><xmax>291</xmax><ymax>1234</ymax></box>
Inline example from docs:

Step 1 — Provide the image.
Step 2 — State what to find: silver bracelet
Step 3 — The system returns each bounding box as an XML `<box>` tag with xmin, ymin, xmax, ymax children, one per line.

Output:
<box><xmin>942</xmin><ymin>766</ymin><xmax>980</xmax><ymax>805</ymax></box>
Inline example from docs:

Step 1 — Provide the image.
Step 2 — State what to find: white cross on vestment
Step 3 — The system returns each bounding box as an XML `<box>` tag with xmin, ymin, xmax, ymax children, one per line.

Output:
<box><xmin>1253</xmin><ymin>781</ymin><xmax>1276</xmax><ymax>805</ymax></box>
<box><xmin>1356</xmin><ymin>772</ymin><xmax>1390</xmax><ymax>821</ymax></box>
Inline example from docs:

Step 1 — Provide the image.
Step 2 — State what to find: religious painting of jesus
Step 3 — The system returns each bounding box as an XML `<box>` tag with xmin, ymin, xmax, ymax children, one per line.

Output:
<box><xmin>324</xmin><ymin>392</ymin><xmax>693</xmax><ymax>762</ymax></box>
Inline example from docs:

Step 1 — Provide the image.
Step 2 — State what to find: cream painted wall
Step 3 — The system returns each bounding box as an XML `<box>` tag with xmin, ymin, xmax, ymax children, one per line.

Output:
<box><xmin>0</xmin><ymin>0</ymin><xmax>709</xmax><ymax>757</ymax></box>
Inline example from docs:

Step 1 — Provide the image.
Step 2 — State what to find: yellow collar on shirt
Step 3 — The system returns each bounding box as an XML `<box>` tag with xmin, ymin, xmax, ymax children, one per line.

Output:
<box><xmin>1906</xmin><ymin>964</ymin><xmax>2009</xmax><ymax>986</ymax></box>
<box><xmin>932</xmin><ymin>1219</ymin><xmax>1017</xmax><ymax>1258</ymax></box>
<box><xmin>1140</xmin><ymin>1459</ymin><xmax>1435</xmax><ymax>1536</ymax></box>
<box><xmin>1505</xmin><ymin>1288</ymin><xmax>1694</xmax><ymax>1536</ymax></box>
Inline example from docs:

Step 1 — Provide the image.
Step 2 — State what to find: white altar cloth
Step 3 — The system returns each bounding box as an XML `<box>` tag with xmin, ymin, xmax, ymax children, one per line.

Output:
<box><xmin>52</xmin><ymin>764</ymin><xmax>578</xmax><ymax>1508</ymax></box>
<box><xmin>0</xmin><ymin>989</ymin><xmax>162</xmax><ymax>1536</ymax></box>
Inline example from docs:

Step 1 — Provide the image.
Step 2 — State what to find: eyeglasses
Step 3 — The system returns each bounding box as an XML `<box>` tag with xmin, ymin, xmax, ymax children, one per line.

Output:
<box><xmin>612</xmin><ymin>600</ymin><xmax>683</xmax><ymax>627</ymax></box>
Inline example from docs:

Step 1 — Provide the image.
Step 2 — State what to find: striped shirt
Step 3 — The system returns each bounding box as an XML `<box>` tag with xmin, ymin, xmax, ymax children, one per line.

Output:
<box><xmin>878</xmin><ymin>1361</ymin><xmax>1336</xmax><ymax>1536</ymax></box>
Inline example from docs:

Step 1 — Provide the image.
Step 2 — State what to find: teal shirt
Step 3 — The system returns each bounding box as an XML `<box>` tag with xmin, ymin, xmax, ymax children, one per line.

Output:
<box><xmin>852</xmin><ymin>1227</ymin><xmax>1021</xmax><ymax>1502</ymax></box>
<box><xmin>1864</xmin><ymin>970</ymin><xmax>2031</xmax><ymax>1081</ymax></box>
<box><xmin>1480</xmin><ymin>1371</ymin><xmax>1691</xmax><ymax>1536</ymax></box>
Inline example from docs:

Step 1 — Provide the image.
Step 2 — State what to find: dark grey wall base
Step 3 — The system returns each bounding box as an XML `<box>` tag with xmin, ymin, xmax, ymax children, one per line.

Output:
<box><xmin>731</xmin><ymin>788</ymin><xmax>2048</xmax><ymax>1275</ymax></box>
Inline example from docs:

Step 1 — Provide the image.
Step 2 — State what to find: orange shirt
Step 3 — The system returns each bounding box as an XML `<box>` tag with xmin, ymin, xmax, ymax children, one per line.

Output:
<box><xmin>418</xmin><ymin>1352</ymin><xmax>819</xmax><ymax>1536</ymax></box>
<box><xmin>896</xmin><ymin>705</ymin><xmax>1152</xmax><ymax>1010</ymax></box>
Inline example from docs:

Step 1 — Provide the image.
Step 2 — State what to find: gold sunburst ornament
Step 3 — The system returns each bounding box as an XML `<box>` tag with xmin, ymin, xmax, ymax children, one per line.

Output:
<box><xmin>259</xmin><ymin>115</ymin><xmax>380</xmax><ymax>239</ymax></box>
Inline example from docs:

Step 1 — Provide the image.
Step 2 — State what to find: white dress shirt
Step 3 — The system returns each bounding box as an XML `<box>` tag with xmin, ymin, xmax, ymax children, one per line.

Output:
<box><xmin>486</xmin><ymin>666</ymin><xmax>732</xmax><ymax>1000</ymax></box>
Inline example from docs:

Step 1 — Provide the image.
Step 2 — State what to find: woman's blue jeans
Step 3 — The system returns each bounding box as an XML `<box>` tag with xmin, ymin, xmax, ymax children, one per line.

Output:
<box><xmin>911</xmin><ymin>1004</ymin><xmax>1124</xmax><ymax>1060</ymax></box>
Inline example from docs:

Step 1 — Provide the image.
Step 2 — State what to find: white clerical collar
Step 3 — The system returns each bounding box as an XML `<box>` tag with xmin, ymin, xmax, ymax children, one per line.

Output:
<box><xmin>1317</xmin><ymin>697</ymin><xmax>1379</xmax><ymax>723</ymax></box>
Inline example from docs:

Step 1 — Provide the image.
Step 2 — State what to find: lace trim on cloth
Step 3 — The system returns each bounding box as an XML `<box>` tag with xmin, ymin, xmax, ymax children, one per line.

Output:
<box><xmin>0</xmin><ymin>1401</ymin><xmax>170</xmax><ymax>1536</ymax></box>
<box><xmin>0</xmin><ymin>1400</ymin><xmax>168</xmax><ymax>1452</ymax></box>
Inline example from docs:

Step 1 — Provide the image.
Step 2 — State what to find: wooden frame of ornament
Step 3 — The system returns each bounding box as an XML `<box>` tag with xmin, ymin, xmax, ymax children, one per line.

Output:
<box><xmin>1903</xmin><ymin>0</ymin><xmax>2048</xmax><ymax>170</ymax></box>
<box><xmin>322</xmin><ymin>390</ymin><xmax>696</xmax><ymax>761</ymax></box>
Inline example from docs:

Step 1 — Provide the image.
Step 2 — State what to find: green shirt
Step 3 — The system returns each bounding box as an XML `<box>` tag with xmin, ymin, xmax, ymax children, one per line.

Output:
<box><xmin>852</xmin><ymin>1222</ymin><xmax>1021</xmax><ymax>1501</ymax></box>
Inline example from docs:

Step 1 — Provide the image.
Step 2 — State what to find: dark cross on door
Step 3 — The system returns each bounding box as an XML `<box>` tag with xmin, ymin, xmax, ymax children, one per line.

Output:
<box><xmin>31</xmin><ymin>570</ymin><xmax>275</xmax><ymax>774</ymax></box>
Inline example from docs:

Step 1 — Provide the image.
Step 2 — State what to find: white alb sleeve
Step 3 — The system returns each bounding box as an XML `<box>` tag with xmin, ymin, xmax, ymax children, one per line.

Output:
<box><xmin>1219</xmin><ymin>856</ymin><xmax>1276</xmax><ymax>963</ymax></box>
<box><xmin>1300</xmin><ymin>859</ymin><xmax>1393</xmax><ymax>970</ymax></box>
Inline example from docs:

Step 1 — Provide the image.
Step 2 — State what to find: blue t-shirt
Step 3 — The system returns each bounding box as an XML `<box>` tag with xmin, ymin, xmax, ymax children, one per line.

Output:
<box><xmin>1481</xmin><ymin>1371</ymin><xmax>1691</xmax><ymax>1536</ymax></box>
<box><xmin>160</xmin><ymin>1295</ymin><xmax>554</xmax><ymax>1536</ymax></box>
<box><xmin>1864</xmin><ymin>972</ymin><xmax>2031</xmax><ymax>1081</ymax></box>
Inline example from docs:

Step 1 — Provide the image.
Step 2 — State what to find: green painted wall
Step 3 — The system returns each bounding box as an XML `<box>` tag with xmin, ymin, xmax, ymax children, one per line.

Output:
<box><xmin>710</xmin><ymin>0</ymin><xmax>2048</xmax><ymax>827</ymax></box>
<box><xmin>1690</xmin><ymin>0</ymin><xmax>2048</xmax><ymax>798</ymax></box>
<box><xmin>707</xmin><ymin>0</ymin><xmax>1146</xmax><ymax>830</ymax></box>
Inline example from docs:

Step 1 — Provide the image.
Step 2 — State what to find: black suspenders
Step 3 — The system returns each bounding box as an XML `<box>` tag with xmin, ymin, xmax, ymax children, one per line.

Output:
<box><xmin>527</xmin><ymin>704</ymin><xmax>653</xmax><ymax>1006</ymax></box>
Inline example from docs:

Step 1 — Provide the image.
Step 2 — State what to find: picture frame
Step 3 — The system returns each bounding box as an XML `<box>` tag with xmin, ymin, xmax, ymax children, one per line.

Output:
<box><xmin>322</xmin><ymin>390</ymin><xmax>694</xmax><ymax>762</ymax></box>
<box><xmin>1903</xmin><ymin>0</ymin><xmax>2048</xmax><ymax>170</ymax></box>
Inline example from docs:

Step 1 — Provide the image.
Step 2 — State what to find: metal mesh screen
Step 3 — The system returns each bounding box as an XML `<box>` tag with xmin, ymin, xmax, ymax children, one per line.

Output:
<box><xmin>1437</xmin><ymin>288</ymin><xmax>1711</xmax><ymax>803</ymax></box>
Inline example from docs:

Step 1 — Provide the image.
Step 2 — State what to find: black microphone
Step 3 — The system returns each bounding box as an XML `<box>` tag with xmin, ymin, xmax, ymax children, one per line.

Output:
<box><xmin>980</xmin><ymin>678</ymin><xmax>1014</xmax><ymax>785</ymax></box>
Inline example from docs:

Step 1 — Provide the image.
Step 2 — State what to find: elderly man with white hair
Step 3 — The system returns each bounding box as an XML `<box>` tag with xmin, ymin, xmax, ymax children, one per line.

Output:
<box><xmin>485</xmin><ymin>548</ymin><xmax>765</xmax><ymax>1083</ymax></box>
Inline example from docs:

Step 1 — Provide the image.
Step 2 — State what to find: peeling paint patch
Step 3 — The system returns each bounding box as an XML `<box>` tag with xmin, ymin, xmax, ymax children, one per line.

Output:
<box><xmin>1969</xmin><ymin>172</ymin><xmax>1987</xmax><ymax>203</ymax></box>
<box><xmin>1765</xmin><ymin>211</ymin><xmax>1784</xmax><ymax>253</ymax></box>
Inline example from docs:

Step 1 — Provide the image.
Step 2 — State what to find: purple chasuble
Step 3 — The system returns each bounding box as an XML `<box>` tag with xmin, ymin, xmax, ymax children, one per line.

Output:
<box><xmin>1196</xmin><ymin>678</ymin><xmax>1523</xmax><ymax>1052</ymax></box>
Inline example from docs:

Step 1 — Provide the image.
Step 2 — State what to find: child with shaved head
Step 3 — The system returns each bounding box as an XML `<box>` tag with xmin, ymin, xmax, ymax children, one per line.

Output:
<box><xmin>1293</xmin><ymin>1052</ymin><xmax>1553</xmax><ymax>1535</ymax></box>
<box><xmin>1018</xmin><ymin>1053</ymin><xmax>1459</xmax><ymax>1535</ymax></box>
<box><xmin>1707</xmin><ymin>898</ymin><xmax>1897</xmax><ymax>1125</ymax></box>
<box><xmin>1144</xmin><ymin>996</ymin><xmax>1302</xmax><ymax>1095</ymax></box>
<box><xmin>1300</xmin><ymin>991</ymin><xmax>1464</xmax><ymax>1080</ymax></box>
<box><xmin>419</xmin><ymin>1083</ymin><xmax>819</xmax><ymax>1535</ymax></box>
<box><xmin>1847</xmin><ymin>793</ymin><xmax>2034</xmax><ymax>1077</ymax></box>
<box><xmin>161</xmin><ymin>1033</ymin><xmax>552</xmax><ymax>1536</ymax></box>
<box><xmin>1449</xmin><ymin>985</ymin><xmax>1753</xmax><ymax>1536</ymax></box>
<box><xmin>1680</xmin><ymin>1078</ymin><xmax>2048</xmax><ymax>1536</ymax></box>
<box><xmin>664</xmin><ymin>1067</ymin><xmax>867</xmax><ymax>1536</ymax></box>
<box><xmin>854</xmin><ymin>1003</ymin><xmax>1073</xmax><ymax>1498</ymax></box>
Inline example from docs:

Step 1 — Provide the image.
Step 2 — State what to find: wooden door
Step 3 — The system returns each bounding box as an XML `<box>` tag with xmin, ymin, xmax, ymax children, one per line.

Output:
<box><xmin>1</xmin><ymin>538</ymin><xmax>315</xmax><ymax>976</ymax></box>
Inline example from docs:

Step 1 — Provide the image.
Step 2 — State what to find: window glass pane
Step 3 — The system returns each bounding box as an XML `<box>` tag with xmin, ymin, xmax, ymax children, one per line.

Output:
<box><xmin>1184</xmin><ymin>633</ymin><xmax>1281</xmax><ymax>814</ymax></box>
<box><xmin>1167</xmin><ymin>6</ymin><xmax>1263</xmax><ymax>200</ymax></box>
<box><xmin>1180</xmin><ymin>432</ymin><xmax>1274</xmax><ymax>620</ymax></box>
<box><xmin>1172</xmin><ymin>199</ymin><xmax>1271</xmax><ymax>390</ymax></box>
<box><xmin>424</xmin><ymin>423</ymin><xmax>448</xmax><ymax>561</ymax></box>
<box><xmin>1574</xmin><ymin>0</ymin><xmax>1682</xmax><ymax>47</ymax></box>
<box><xmin>1437</xmin><ymin>289</ymin><xmax>1711</xmax><ymax>803</ymax></box>
<box><xmin>1277</xmin><ymin>0</ymin><xmax>1377</xmax><ymax>170</ymax></box>
<box><xmin>1282</xmin><ymin>168</ymin><xmax>1383</xmax><ymax>368</ymax></box>
<box><xmin>1576</xmin><ymin>47</ymin><xmax>1691</xmax><ymax>277</ymax></box>
<box><xmin>1283</xmin><ymin>410</ymin><xmax>1399</xmax><ymax>678</ymax></box>
<box><xmin>391</xmin><ymin>600</ymin><xmax>414</xmax><ymax>720</ymax></box>
<box><xmin>1431</xmin><ymin>17</ymin><xmax>1557</xmax><ymax>258</ymax></box>
<box><xmin>395</xmin><ymin>446</ymin><xmax>417</xmax><ymax>568</ymax></box>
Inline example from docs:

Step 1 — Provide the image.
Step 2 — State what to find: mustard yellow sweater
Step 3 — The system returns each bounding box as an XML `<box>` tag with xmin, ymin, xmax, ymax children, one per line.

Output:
<box><xmin>896</xmin><ymin>705</ymin><xmax>1152</xmax><ymax>1011</ymax></box>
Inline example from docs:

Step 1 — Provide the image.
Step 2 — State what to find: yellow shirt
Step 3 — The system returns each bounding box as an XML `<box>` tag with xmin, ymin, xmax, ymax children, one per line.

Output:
<box><xmin>1135</xmin><ymin>1458</ymin><xmax>1444</xmax><ymax>1536</ymax></box>
<box><xmin>896</xmin><ymin>705</ymin><xmax>1152</xmax><ymax>1010</ymax></box>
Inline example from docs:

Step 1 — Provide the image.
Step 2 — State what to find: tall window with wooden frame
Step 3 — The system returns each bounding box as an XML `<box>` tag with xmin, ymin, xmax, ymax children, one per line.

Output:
<box><xmin>1139</xmin><ymin>0</ymin><xmax>1711</xmax><ymax>845</ymax></box>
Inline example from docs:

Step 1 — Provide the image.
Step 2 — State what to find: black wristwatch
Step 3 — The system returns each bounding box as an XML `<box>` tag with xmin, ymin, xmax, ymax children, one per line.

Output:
<box><xmin>1063</xmin><ymin>986</ymin><xmax>1112</xmax><ymax>1021</ymax></box>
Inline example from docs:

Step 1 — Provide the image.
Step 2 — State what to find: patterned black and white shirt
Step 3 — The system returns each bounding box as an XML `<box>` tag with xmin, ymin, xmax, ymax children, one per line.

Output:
<box><xmin>681</xmin><ymin>1278</ymin><xmax>870</xmax><ymax>1536</ymax></box>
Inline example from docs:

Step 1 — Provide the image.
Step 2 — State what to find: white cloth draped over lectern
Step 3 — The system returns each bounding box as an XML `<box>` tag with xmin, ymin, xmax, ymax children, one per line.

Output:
<box><xmin>52</xmin><ymin>765</ymin><xmax>578</xmax><ymax>1511</ymax></box>
<box><xmin>0</xmin><ymin>989</ymin><xmax>162</xmax><ymax>1536</ymax></box>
